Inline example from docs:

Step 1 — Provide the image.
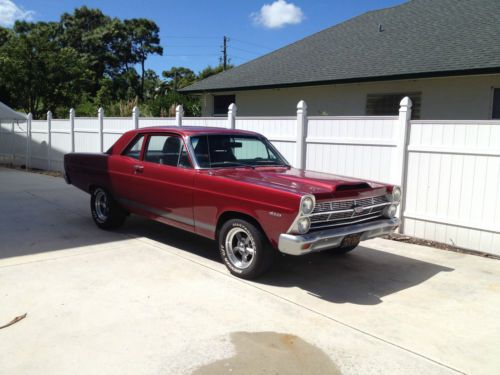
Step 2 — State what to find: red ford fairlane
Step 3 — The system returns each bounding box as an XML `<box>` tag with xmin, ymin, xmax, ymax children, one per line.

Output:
<box><xmin>64</xmin><ymin>127</ymin><xmax>401</xmax><ymax>279</ymax></box>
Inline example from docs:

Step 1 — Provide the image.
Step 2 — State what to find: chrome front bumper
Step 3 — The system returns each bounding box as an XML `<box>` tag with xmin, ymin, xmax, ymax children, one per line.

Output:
<box><xmin>278</xmin><ymin>218</ymin><xmax>400</xmax><ymax>256</ymax></box>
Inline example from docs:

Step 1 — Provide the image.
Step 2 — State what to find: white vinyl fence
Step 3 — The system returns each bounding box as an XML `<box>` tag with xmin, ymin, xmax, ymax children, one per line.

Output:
<box><xmin>1</xmin><ymin>99</ymin><xmax>499</xmax><ymax>256</ymax></box>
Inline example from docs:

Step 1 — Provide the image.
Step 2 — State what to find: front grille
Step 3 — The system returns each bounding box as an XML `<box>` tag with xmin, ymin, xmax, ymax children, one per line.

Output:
<box><xmin>310</xmin><ymin>194</ymin><xmax>390</xmax><ymax>229</ymax></box>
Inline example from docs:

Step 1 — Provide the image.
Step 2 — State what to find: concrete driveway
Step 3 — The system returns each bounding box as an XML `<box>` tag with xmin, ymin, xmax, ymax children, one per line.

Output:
<box><xmin>0</xmin><ymin>167</ymin><xmax>499</xmax><ymax>374</ymax></box>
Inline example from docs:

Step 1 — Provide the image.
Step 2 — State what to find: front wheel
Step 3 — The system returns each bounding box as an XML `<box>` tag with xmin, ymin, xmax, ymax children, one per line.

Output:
<box><xmin>218</xmin><ymin>219</ymin><xmax>274</xmax><ymax>279</ymax></box>
<box><xmin>90</xmin><ymin>188</ymin><xmax>127</xmax><ymax>230</ymax></box>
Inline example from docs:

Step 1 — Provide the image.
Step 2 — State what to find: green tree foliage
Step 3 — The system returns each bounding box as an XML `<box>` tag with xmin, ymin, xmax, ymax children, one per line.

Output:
<box><xmin>198</xmin><ymin>64</ymin><xmax>234</xmax><ymax>80</ymax></box>
<box><xmin>0</xmin><ymin>7</ymin><xmax>232</xmax><ymax>119</ymax></box>
<box><xmin>162</xmin><ymin>67</ymin><xmax>197</xmax><ymax>91</ymax></box>
<box><xmin>0</xmin><ymin>21</ymin><xmax>91</xmax><ymax>117</ymax></box>
<box><xmin>124</xmin><ymin>19</ymin><xmax>163</xmax><ymax>100</ymax></box>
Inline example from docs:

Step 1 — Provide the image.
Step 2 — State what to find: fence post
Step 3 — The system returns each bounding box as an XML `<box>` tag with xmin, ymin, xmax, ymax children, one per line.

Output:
<box><xmin>98</xmin><ymin>107</ymin><xmax>104</xmax><ymax>152</ymax></box>
<box><xmin>296</xmin><ymin>100</ymin><xmax>308</xmax><ymax>169</ymax></box>
<box><xmin>26</xmin><ymin>113</ymin><xmax>32</xmax><ymax>169</ymax></box>
<box><xmin>176</xmin><ymin>105</ymin><xmax>184</xmax><ymax>126</ymax></box>
<box><xmin>69</xmin><ymin>108</ymin><xmax>75</xmax><ymax>153</ymax></box>
<box><xmin>228</xmin><ymin>103</ymin><xmax>237</xmax><ymax>129</ymax></box>
<box><xmin>396</xmin><ymin>96</ymin><xmax>412</xmax><ymax>232</ymax></box>
<box><xmin>132</xmin><ymin>106</ymin><xmax>139</xmax><ymax>129</ymax></box>
<box><xmin>47</xmin><ymin>110</ymin><xmax>52</xmax><ymax>170</ymax></box>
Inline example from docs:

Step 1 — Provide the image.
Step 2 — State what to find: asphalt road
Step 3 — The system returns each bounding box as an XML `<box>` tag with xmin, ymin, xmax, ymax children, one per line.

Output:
<box><xmin>1</xmin><ymin>167</ymin><xmax>499</xmax><ymax>374</ymax></box>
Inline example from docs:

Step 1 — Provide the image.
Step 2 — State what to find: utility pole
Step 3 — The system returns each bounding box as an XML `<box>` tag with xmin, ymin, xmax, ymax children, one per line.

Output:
<box><xmin>221</xmin><ymin>36</ymin><xmax>229</xmax><ymax>70</ymax></box>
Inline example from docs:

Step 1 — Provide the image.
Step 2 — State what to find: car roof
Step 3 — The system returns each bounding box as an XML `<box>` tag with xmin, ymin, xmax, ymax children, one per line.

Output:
<box><xmin>130</xmin><ymin>126</ymin><xmax>260</xmax><ymax>137</ymax></box>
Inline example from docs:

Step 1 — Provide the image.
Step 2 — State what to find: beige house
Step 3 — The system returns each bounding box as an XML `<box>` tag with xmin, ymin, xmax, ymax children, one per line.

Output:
<box><xmin>182</xmin><ymin>0</ymin><xmax>500</xmax><ymax>120</ymax></box>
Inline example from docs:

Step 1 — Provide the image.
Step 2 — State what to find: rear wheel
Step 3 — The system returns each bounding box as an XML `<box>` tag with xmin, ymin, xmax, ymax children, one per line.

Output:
<box><xmin>90</xmin><ymin>188</ymin><xmax>127</xmax><ymax>230</ymax></box>
<box><xmin>219</xmin><ymin>219</ymin><xmax>274</xmax><ymax>279</ymax></box>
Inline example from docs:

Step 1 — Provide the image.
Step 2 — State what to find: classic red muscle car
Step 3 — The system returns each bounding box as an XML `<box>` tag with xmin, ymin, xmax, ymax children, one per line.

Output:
<box><xmin>64</xmin><ymin>127</ymin><xmax>401</xmax><ymax>279</ymax></box>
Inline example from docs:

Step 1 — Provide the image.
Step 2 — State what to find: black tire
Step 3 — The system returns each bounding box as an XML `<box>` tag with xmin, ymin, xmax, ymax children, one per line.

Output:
<box><xmin>90</xmin><ymin>187</ymin><xmax>127</xmax><ymax>230</ymax></box>
<box><xmin>329</xmin><ymin>244</ymin><xmax>358</xmax><ymax>254</ymax></box>
<box><xmin>218</xmin><ymin>219</ymin><xmax>274</xmax><ymax>279</ymax></box>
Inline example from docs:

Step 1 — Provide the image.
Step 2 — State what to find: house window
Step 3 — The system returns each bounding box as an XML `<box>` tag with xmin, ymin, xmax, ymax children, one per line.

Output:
<box><xmin>213</xmin><ymin>95</ymin><xmax>235</xmax><ymax>116</ymax></box>
<box><xmin>366</xmin><ymin>92</ymin><xmax>421</xmax><ymax>119</ymax></box>
<box><xmin>492</xmin><ymin>88</ymin><xmax>500</xmax><ymax>119</ymax></box>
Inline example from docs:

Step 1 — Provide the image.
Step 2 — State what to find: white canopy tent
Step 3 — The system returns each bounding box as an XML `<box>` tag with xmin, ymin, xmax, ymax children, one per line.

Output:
<box><xmin>0</xmin><ymin>101</ymin><xmax>28</xmax><ymax>167</ymax></box>
<box><xmin>0</xmin><ymin>101</ymin><xmax>26</xmax><ymax>122</ymax></box>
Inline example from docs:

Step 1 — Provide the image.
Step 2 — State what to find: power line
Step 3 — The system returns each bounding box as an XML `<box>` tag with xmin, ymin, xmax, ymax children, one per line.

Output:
<box><xmin>231</xmin><ymin>46</ymin><xmax>265</xmax><ymax>55</ymax></box>
<box><xmin>163</xmin><ymin>35</ymin><xmax>221</xmax><ymax>39</ymax></box>
<box><xmin>167</xmin><ymin>54</ymin><xmax>220</xmax><ymax>57</ymax></box>
<box><xmin>230</xmin><ymin>37</ymin><xmax>273</xmax><ymax>51</ymax></box>
<box><xmin>164</xmin><ymin>44</ymin><xmax>220</xmax><ymax>48</ymax></box>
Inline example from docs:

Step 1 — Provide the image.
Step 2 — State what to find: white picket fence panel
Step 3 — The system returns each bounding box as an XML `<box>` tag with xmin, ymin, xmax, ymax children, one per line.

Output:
<box><xmin>404</xmin><ymin>120</ymin><xmax>500</xmax><ymax>255</ymax></box>
<box><xmin>1</xmin><ymin>101</ymin><xmax>499</xmax><ymax>256</ymax></box>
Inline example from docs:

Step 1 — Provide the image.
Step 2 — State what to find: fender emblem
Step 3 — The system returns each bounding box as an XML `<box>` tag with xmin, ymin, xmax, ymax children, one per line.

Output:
<box><xmin>269</xmin><ymin>211</ymin><xmax>282</xmax><ymax>218</ymax></box>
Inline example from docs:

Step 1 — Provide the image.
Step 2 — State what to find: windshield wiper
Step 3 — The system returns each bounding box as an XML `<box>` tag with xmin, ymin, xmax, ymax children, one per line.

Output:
<box><xmin>211</xmin><ymin>161</ymin><xmax>255</xmax><ymax>169</ymax></box>
<box><xmin>253</xmin><ymin>160</ymin><xmax>290</xmax><ymax>168</ymax></box>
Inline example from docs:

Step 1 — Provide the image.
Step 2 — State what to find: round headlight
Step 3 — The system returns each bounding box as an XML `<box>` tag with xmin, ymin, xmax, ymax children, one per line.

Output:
<box><xmin>297</xmin><ymin>217</ymin><xmax>311</xmax><ymax>234</ymax></box>
<box><xmin>383</xmin><ymin>204</ymin><xmax>398</xmax><ymax>218</ymax></box>
<box><xmin>391</xmin><ymin>186</ymin><xmax>402</xmax><ymax>203</ymax></box>
<box><xmin>301</xmin><ymin>196</ymin><xmax>315</xmax><ymax>215</ymax></box>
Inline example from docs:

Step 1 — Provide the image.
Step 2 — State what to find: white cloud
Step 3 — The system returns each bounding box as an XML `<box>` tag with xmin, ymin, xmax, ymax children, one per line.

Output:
<box><xmin>0</xmin><ymin>0</ymin><xmax>34</xmax><ymax>27</ymax></box>
<box><xmin>252</xmin><ymin>0</ymin><xmax>304</xmax><ymax>29</ymax></box>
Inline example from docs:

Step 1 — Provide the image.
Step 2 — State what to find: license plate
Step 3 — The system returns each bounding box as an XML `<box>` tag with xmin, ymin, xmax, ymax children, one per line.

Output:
<box><xmin>340</xmin><ymin>233</ymin><xmax>361</xmax><ymax>248</ymax></box>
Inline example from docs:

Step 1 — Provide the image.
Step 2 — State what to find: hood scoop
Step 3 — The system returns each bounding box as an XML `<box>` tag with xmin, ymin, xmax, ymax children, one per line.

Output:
<box><xmin>335</xmin><ymin>183</ymin><xmax>371</xmax><ymax>192</ymax></box>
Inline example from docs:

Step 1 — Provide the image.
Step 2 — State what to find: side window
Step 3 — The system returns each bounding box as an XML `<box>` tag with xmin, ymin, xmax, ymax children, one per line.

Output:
<box><xmin>144</xmin><ymin>135</ymin><xmax>191</xmax><ymax>168</ymax></box>
<box><xmin>123</xmin><ymin>135</ymin><xmax>145</xmax><ymax>159</ymax></box>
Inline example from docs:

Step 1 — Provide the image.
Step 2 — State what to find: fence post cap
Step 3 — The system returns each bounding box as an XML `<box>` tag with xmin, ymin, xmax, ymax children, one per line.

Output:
<box><xmin>98</xmin><ymin>107</ymin><xmax>104</xmax><ymax>115</ymax></box>
<box><xmin>176</xmin><ymin>104</ymin><xmax>183</xmax><ymax>111</ymax></box>
<box><xmin>132</xmin><ymin>106</ymin><xmax>140</xmax><ymax>115</ymax></box>
<box><xmin>69</xmin><ymin>108</ymin><xmax>75</xmax><ymax>115</ymax></box>
<box><xmin>399</xmin><ymin>96</ymin><xmax>412</xmax><ymax>108</ymax></box>
<box><xmin>47</xmin><ymin>110</ymin><xmax>52</xmax><ymax>118</ymax></box>
<box><xmin>297</xmin><ymin>100</ymin><xmax>307</xmax><ymax>111</ymax></box>
<box><xmin>27</xmin><ymin>112</ymin><xmax>33</xmax><ymax>119</ymax></box>
<box><xmin>228</xmin><ymin>103</ymin><xmax>237</xmax><ymax>112</ymax></box>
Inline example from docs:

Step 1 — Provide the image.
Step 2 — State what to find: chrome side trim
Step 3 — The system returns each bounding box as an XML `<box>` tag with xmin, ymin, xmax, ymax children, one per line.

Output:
<box><xmin>279</xmin><ymin>218</ymin><xmax>400</xmax><ymax>256</ymax></box>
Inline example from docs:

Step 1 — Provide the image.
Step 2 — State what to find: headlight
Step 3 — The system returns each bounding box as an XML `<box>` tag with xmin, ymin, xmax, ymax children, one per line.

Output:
<box><xmin>391</xmin><ymin>186</ymin><xmax>402</xmax><ymax>203</ymax></box>
<box><xmin>301</xmin><ymin>195</ymin><xmax>315</xmax><ymax>215</ymax></box>
<box><xmin>297</xmin><ymin>217</ymin><xmax>311</xmax><ymax>234</ymax></box>
<box><xmin>383</xmin><ymin>204</ymin><xmax>397</xmax><ymax>218</ymax></box>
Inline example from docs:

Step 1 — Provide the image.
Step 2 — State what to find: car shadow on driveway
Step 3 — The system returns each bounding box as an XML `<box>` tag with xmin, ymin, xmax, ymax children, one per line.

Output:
<box><xmin>120</xmin><ymin>216</ymin><xmax>454</xmax><ymax>306</ymax></box>
<box><xmin>258</xmin><ymin>249</ymin><xmax>454</xmax><ymax>305</ymax></box>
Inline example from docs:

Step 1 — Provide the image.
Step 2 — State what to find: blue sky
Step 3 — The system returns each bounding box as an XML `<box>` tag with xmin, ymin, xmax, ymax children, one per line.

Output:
<box><xmin>1</xmin><ymin>0</ymin><xmax>406</xmax><ymax>75</ymax></box>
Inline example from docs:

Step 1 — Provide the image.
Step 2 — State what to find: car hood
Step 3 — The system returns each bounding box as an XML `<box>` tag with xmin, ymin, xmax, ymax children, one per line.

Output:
<box><xmin>210</xmin><ymin>167</ymin><xmax>390</xmax><ymax>198</ymax></box>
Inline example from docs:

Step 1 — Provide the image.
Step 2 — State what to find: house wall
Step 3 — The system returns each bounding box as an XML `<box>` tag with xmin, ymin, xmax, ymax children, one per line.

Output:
<box><xmin>201</xmin><ymin>74</ymin><xmax>500</xmax><ymax>119</ymax></box>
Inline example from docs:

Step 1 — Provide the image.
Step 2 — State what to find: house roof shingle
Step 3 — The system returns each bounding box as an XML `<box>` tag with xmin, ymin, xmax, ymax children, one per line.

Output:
<box><xmin>181</xmin><ymin>0</ymin><xmax>500</xmax><ymax>93</ymax></box>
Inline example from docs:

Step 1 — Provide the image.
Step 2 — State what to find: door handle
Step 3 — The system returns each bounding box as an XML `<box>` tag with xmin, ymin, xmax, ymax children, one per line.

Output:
<box><xmin>133</xmin><ymin>165</ymin><xmax>144</xmax><ymax>173</ymax></box>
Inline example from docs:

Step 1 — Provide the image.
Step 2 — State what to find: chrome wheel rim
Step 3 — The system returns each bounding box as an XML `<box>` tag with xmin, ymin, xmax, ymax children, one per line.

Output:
<box><xmin>94</xmin><ymin>190</ymin><xmax>109</xmax><ymax>222</ymax></box>
<box><xmin>225</xmin><ymin>227</ymin><xmax>256</xmax><ymax>269</ymax></box>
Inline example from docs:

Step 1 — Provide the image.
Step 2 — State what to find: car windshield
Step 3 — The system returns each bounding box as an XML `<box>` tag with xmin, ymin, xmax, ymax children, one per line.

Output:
<box><xmin>190</xmin><ymin>134</ymin><xmax>289</xmax><ymax>168</ymax></box>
